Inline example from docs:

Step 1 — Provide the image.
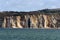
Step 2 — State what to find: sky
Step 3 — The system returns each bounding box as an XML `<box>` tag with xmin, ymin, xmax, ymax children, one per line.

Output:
<box><xmin>0</xmin><ymin>0</ymin><xmax>60</xmax><ymax>11</ymax></box>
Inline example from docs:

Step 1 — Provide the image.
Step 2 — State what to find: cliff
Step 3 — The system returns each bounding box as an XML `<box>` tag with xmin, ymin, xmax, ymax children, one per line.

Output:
<box><xmin>0</xmin><ymin>9</ymin><xmax>60</xmax><ymax>29</ymax></box>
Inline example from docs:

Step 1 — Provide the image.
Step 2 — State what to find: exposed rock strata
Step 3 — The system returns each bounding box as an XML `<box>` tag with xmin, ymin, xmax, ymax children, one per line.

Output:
<box><xmin>0</xmin><ymin>9</ymin><xmax>60</xmax><ymax>28</ymax></box>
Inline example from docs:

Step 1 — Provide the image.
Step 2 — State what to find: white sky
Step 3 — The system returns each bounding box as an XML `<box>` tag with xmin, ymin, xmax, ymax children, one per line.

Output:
<box><xmin>0</xmin><ymin>0</ymin><xmax>60</xmax><ymax>11</ymax></box>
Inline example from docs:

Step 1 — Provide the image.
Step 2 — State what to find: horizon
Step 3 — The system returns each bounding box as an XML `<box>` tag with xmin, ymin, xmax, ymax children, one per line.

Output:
<box><xmin>0</xmin><ymin>8</ymin><xmax>60</xmax><ymax>12</ymax></box>
<box><xmin>0</xmin><ymin>0</ymin><xmax>60</xmax><ymax>11</ymax></box>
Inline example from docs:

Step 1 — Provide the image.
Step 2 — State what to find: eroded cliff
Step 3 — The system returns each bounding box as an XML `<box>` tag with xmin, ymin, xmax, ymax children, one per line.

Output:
<box><xmin>0</xmin><ymin>9</ymin><xmax>60</xmax><ymax>29</ymax></box>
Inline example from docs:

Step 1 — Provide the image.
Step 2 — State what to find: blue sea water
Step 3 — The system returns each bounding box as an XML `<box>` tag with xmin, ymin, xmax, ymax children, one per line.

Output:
<box><xmin>0</xmin><ymin>28</ymin><xmax>60</xmax><ymax>40</ymax></box>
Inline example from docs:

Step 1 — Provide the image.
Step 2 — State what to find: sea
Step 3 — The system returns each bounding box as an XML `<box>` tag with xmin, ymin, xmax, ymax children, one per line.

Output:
<box><xmin>0</xmin><ymin>28</ymin><xmax>60</xmax><ymax>40</ymax></box>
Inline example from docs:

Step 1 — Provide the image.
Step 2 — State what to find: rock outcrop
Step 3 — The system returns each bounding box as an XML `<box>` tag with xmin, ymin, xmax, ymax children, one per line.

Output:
<box><xmin>0</xmin><ymin>9</ymin><xmax>60</xmax><ymax>29</ymax></box>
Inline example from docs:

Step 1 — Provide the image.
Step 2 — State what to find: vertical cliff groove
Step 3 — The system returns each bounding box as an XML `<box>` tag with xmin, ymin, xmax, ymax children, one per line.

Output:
<box><xmin>16</xmin><ymin>16</ymin><xmax>23</xmax><ymax>28</ymax></box>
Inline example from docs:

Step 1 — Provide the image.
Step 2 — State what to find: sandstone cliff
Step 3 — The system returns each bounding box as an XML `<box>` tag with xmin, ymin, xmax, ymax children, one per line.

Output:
<box><xmin>0</xmin><ymin>9</ymin><xmax>60</xmax><ymax>29</ymax></box>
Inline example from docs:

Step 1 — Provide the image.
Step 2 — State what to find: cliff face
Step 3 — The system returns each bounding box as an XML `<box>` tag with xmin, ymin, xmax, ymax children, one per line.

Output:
<box><xmin>0</xmin><ymin>9</ymin><xmax>60</xmax><ymax>28</ymax></box>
